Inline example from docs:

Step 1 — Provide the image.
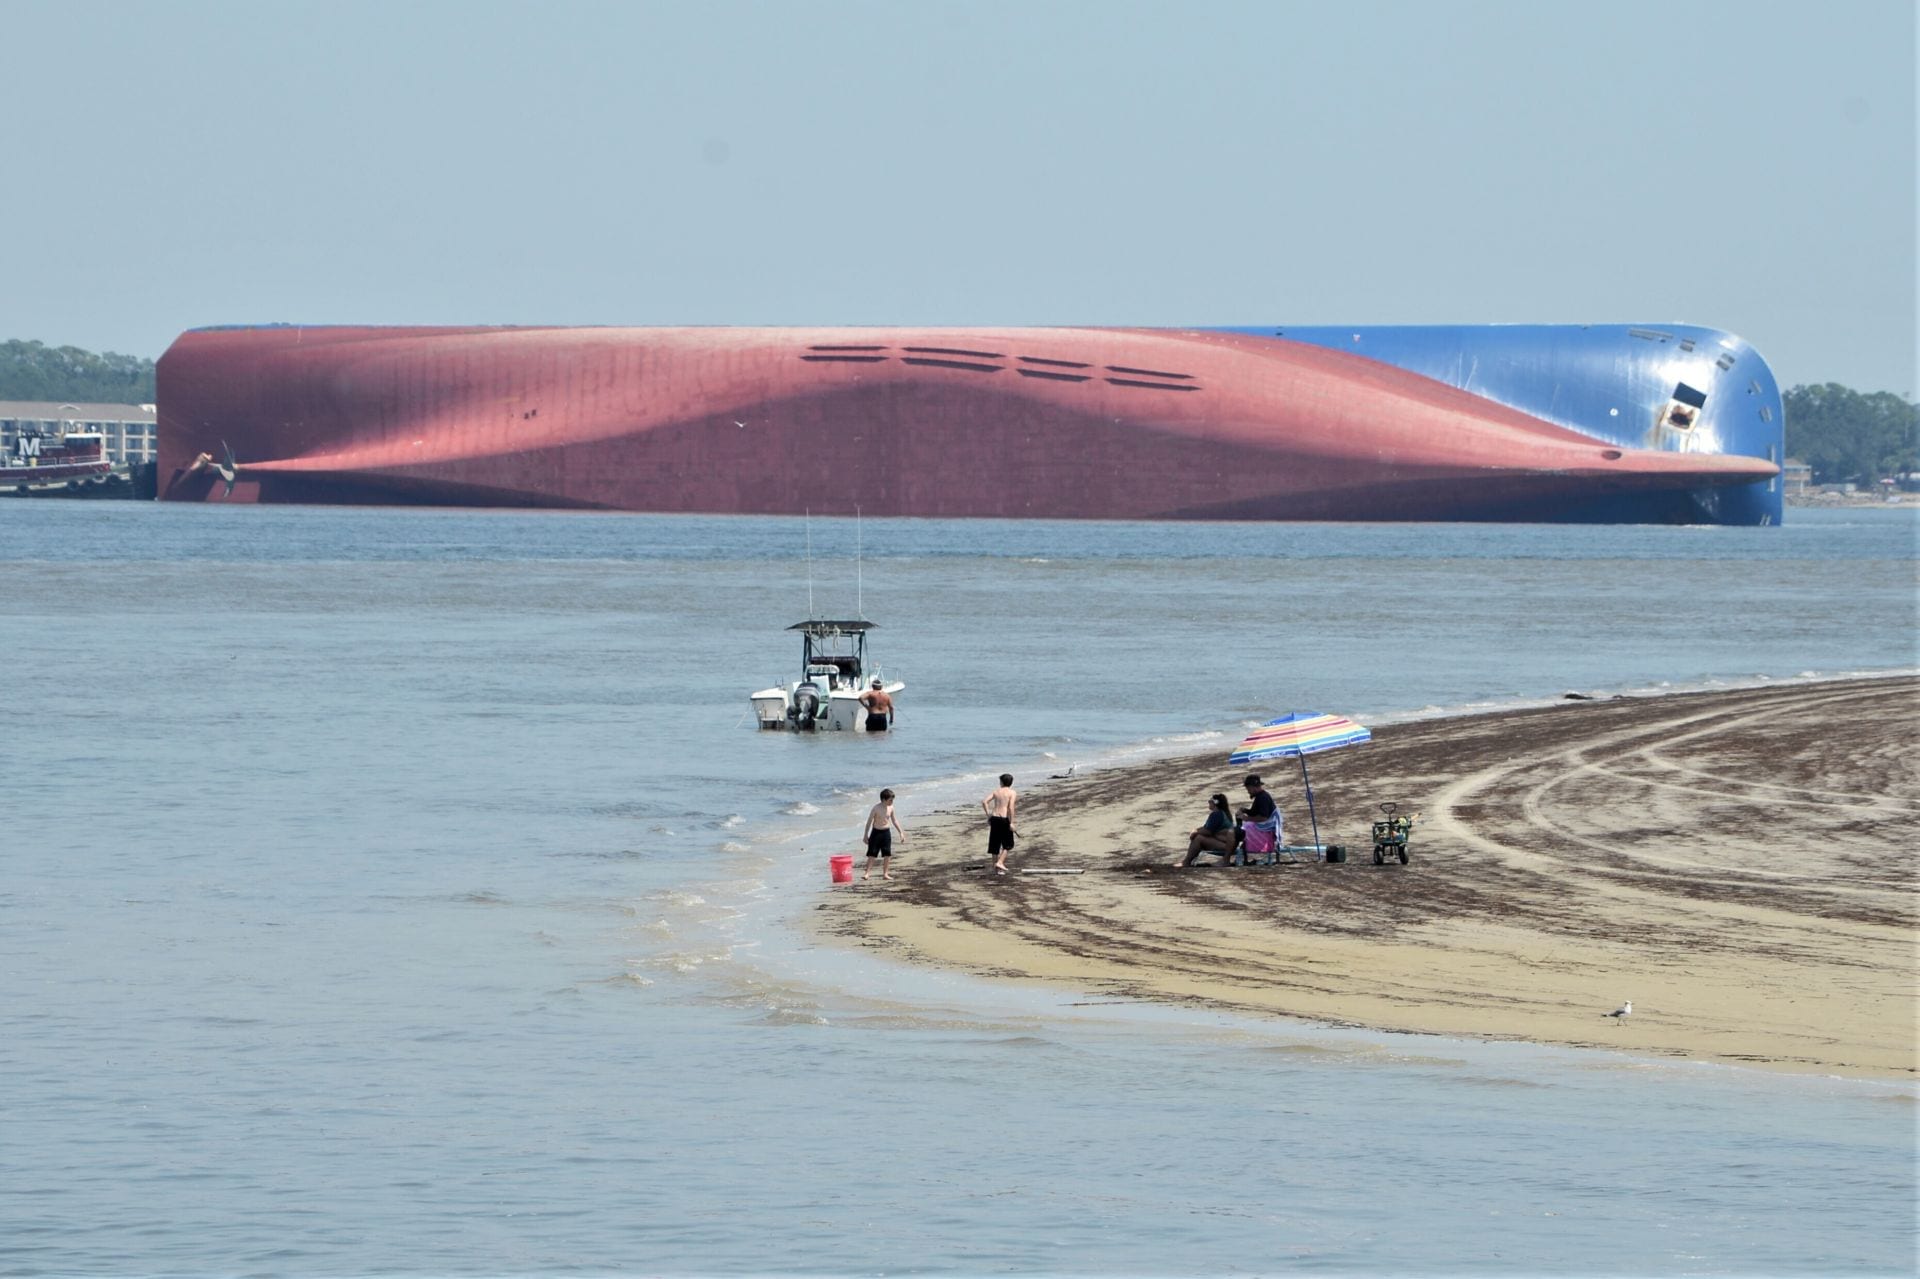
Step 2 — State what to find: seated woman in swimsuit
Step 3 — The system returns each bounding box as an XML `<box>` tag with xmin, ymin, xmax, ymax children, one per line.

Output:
<box><xmin>1181</xmin><ymin>793</ymin><xmax>1238</xmax><ymax>866</ymax></box>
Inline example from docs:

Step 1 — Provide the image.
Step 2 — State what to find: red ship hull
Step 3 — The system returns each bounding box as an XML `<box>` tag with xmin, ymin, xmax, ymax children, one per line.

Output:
<box><xmin>156</xmin><ymin>325</ymin><xmax>1775</xmax><ymax>521</ymax></box>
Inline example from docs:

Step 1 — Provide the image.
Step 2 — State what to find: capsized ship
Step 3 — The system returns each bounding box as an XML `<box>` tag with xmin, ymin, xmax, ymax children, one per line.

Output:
<box><xmin>156</xmin><ymin>324</ymin><xmax>1784</xmax><ymax>524</ymax></box>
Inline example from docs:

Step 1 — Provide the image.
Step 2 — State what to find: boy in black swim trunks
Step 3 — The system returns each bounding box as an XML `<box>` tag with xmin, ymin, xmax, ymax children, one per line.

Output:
<box><xmin>862</xmin><ymin>788</ymin><xmax>904</xmax><ymax>880</ymax></box>
<box><xmin>982</xmin><ymin>774</ymin><xmax>1017</xmax><ymax>875</ymax></box>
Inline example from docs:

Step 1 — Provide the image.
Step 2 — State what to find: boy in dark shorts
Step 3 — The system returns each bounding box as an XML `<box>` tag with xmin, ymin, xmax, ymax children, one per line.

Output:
<box><xmin>982</xmin><ymin>773</ymin><xmax>1017</xmax><ymax>875</ymax></box>
<box><xmin>862</xmin><ymin>788</ymin><xmax>904</xmax><ymax>880</ymax></box>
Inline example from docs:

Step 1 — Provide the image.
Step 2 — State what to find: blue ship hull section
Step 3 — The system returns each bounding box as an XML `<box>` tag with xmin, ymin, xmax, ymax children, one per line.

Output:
<box><xmin>1210</xmin><ymin>325</ymin><xmax>1784</xmax><ymax>525</ymax></box>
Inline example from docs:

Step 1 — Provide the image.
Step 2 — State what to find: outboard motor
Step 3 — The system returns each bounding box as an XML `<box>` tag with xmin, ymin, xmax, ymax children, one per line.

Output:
<box><xmin>789</xmin><ymin>682</ymin><xmax>821</xmax><ymax>730</ymax></box>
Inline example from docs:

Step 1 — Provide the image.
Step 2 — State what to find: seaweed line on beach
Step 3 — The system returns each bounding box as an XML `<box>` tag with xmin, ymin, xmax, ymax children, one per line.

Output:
<box><xmin>816</xmin><ymin>676</ymin><xmax>1920</xmax><ymax>1078</ymax></box>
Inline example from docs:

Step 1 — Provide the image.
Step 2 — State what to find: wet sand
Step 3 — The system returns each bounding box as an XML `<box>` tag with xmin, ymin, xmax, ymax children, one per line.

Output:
<box><xmin>815</xmin><ymin>677</ymin><xmax>1919</xmax><ymax>1079</ymax></box>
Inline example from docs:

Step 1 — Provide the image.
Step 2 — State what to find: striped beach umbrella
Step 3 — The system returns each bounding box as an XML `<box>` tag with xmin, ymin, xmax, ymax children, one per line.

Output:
<box><xmin>1228</xmin><ymin>712</ymin><xmax>1372</xmax><ymax>851</ymax></box>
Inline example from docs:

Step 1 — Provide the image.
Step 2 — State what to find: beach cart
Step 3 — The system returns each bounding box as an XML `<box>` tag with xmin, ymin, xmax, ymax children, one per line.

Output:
<box><xmin>1371</xmin><ymin>803</ymin><xmax>1417</xmax><ymax>865</ymax></box>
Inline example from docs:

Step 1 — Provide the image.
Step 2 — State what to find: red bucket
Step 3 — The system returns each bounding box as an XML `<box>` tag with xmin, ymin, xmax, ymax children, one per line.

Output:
<box><xmin>829</xmin><ymin>854</ymin><xmax>855</xmax><ymax>884</ymax></box>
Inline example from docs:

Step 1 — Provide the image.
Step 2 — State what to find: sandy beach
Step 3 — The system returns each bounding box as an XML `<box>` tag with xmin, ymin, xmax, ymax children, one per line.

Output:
<box><xmin>818</xmin><ymin>677</ymin><xmax>1919</xmax><ymax>1079</ymax></box>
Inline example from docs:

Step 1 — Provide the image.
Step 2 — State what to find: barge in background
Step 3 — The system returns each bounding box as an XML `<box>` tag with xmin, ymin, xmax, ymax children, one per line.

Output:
<box><xmin>155</xmin><ymin>324</ymin><xmax>1784</xmax><ymax>524</ymax></box>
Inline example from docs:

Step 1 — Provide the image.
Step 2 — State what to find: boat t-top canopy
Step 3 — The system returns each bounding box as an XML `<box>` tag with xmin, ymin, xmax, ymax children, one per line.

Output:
<box><xmin>787</xmin><ymin>620</ymin><xmax>877</xmax><ymax>635</ymax></box>
<box><xmin>787</xmin><ymin>620</ymin><xmax>877</xmax><ymax>686</ymax></box>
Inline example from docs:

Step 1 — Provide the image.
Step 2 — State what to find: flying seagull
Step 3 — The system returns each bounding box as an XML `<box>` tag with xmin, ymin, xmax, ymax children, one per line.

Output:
<box><xmin>1603</xmin><ymin>1001</ymin><xmax>1632</xmax><ymax>1020</ymax></box>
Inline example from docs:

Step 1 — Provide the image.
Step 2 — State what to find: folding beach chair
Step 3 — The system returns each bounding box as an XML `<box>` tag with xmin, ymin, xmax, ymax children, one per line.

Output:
<box><xmin>1238</xmin><ymin>815</ymin><xmax>1281</xmax><ymax>866</ymax></box>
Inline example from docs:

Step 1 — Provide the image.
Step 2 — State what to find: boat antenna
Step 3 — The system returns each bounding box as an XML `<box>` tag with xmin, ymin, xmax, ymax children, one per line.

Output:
<box><xmin>805</xmin><ymin>508</ymin><xmax>814</xmax><ymax>619</ymax></box>
<box><xmin>856</xmin><ymin>504</ymin><xmax>863</xmax><ymax>620</ymax></box>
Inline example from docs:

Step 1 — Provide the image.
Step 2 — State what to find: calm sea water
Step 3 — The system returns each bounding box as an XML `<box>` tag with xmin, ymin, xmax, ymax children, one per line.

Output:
<box><xmin>2</xmin><ymin>502</ymin><xmax>1914</xmax><ymax>1277</ymax></box>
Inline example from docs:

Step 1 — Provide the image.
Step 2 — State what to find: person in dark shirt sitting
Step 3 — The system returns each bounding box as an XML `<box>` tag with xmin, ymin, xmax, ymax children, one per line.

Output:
<box><xmin>1236</xmin><ymin>774</ymin><xmax>1278</xmax><ymax>852</ymax></box>
<box><xmin>1238</xmin><ymin>774</ymin><xmax>1277</xmax><ymax>821</ymax></box>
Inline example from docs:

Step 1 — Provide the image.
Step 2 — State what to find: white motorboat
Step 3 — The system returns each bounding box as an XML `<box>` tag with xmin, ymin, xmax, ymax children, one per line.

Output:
<box><xmin>750</xmin><ymin>620</ymin><xmax>904</xmax><ymax>731</ymax></box>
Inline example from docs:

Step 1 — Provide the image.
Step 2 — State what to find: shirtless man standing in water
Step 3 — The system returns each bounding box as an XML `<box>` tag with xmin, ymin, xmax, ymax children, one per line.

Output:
<box><xmin>859</xmin><ymin>678</ymin><xmax>894</xmax><ymax>732</ymax></box>
<box><xmin>982</xmin><ymin>774</ymin><xmax>1017</xmax><ymax>876</ymax></box>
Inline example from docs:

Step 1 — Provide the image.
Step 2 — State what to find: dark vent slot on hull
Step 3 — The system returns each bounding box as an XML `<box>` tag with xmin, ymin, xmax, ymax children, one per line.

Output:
<box><xmin>1106</xmin><ymin>378</ymin><xmax>1201</xmax><ymax>392</ymax></box>
<box><xmin>1018</xmin><ymin>356</ymin><xmax>1092</xmax><ymax>368</ymax></box>
<box><xmin>903</xmin><ymin>347</ymin><xmax>1004</xmax><ymax>359</ymax></box>
<box><xmin>809</xmin><ymin>344</ymin><xmax>887</xmax><ymax>352</ymax></box>
<box><xmin>1628</xmin><ymin>328</ymin><xmax>1674</xmax><ymax>342</ymax></box>
<box><xmin>902</xmin><ymin>357</ymin><xmax>1002</xmax><ymax>373</ymax></box>
<box><xmin>1105</xmin><ymin>366</ymin><xmax>1192</xmax><ymax>379</ymax></box>
<box><xmin>801</xmin><ymin>355</ymin><xmax>887</xmax><ymax>363</ymax></box>
<box><xmin>1017</xmin><ymin>369</ymin><xmax>1093</xmax><ymax>382</ymax></box>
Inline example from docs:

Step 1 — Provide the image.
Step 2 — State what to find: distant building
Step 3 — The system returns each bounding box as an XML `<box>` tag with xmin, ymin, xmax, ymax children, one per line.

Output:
<box><xmin>0</xmin><ymin>401</ymin><xmax>157</xmax><ymax>467</ymax></box>
<box><xmin>1781</xmin><ymin>458</ymin><xmax>1812</xmax><ymax>498</ymax></box>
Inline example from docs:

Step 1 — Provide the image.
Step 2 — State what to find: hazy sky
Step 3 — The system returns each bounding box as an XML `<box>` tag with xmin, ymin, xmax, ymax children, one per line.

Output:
<box><xmin>7</xmin><ymin>0</ymin><xmax>1914</xmax><ymax>394</ymax></box>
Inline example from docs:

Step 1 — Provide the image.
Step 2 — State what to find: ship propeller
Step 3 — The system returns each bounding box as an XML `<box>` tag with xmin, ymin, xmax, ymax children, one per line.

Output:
<box><xmin>214</xmin><ymin>440</ymin><xmax>239</xmax><ymax>496</ymax></box>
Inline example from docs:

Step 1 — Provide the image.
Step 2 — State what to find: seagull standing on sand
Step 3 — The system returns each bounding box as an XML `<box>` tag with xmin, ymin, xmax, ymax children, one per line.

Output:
<box><xmin>1604</xmin><ymin>1001</ymin><xmax>1632</xmax><ymax>1021</ymax></box>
